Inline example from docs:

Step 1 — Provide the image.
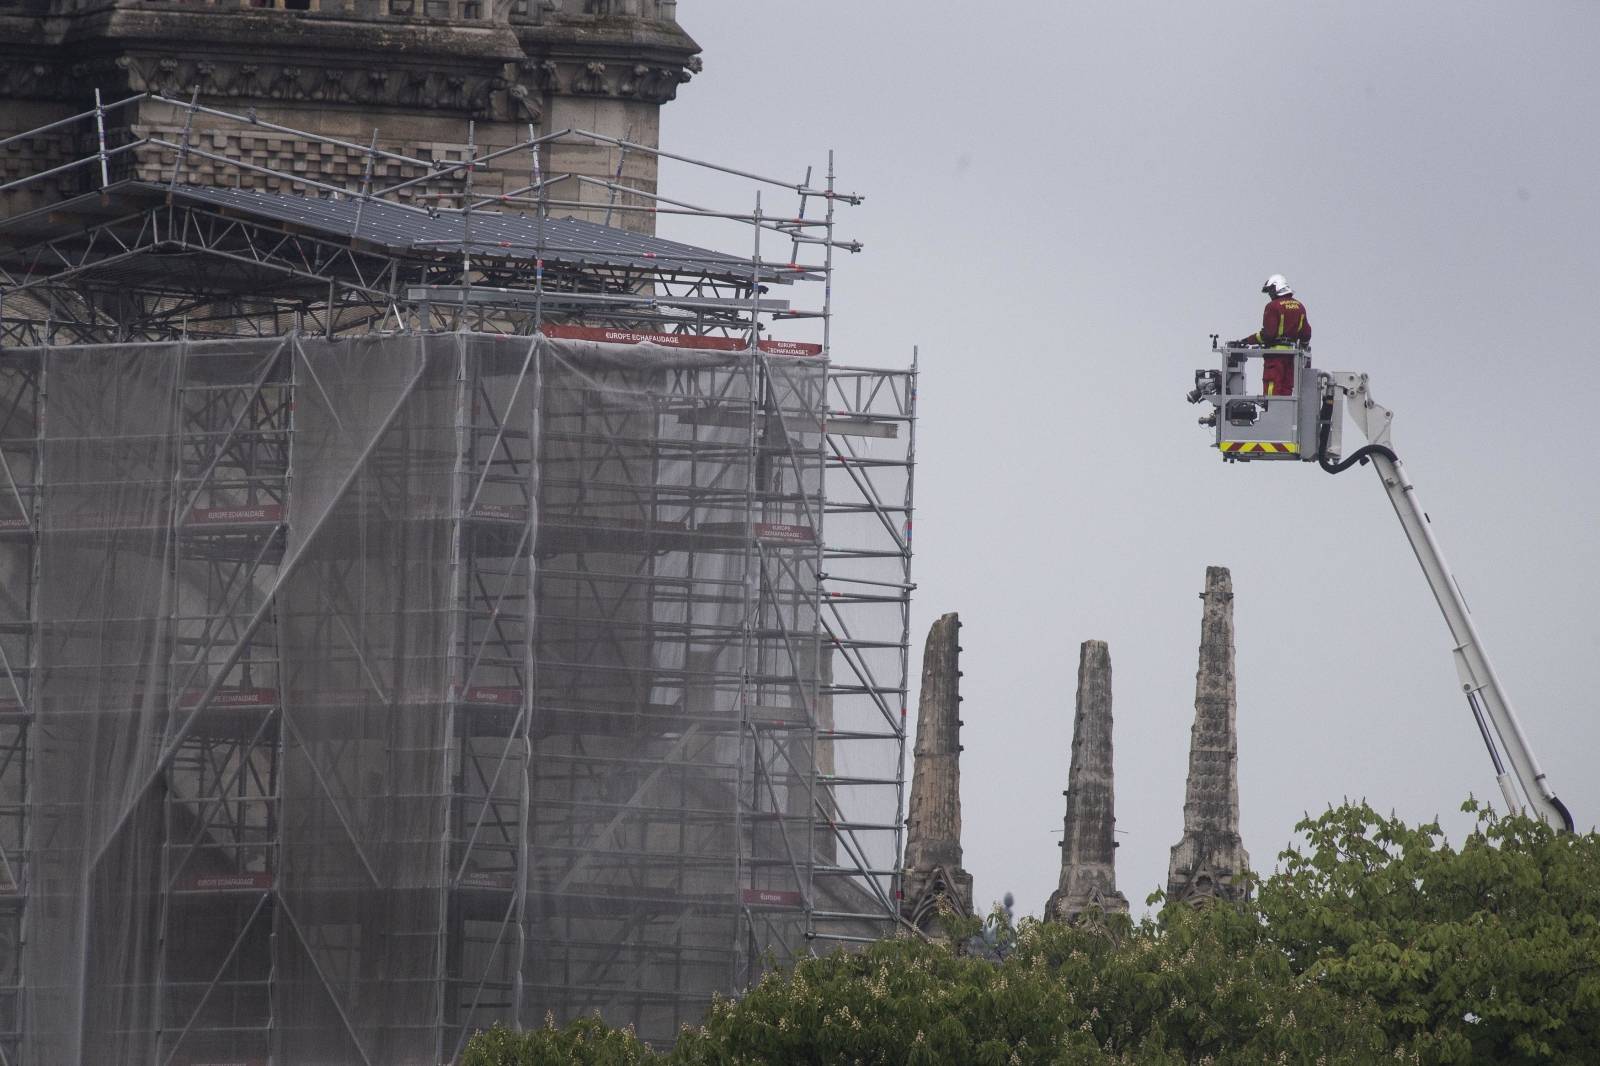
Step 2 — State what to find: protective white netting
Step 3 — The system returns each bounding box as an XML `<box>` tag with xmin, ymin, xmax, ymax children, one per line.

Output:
<box><xmin>0</xmin><ymin>332</ymin><xmax>897</xmax><ymax>1062</ymax></box>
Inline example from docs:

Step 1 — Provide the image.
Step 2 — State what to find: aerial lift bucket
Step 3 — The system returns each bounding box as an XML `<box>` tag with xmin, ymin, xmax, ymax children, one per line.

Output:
<box><xmin>1188</xmin><ymin>343</ymin><xmax>1320</xmax><ymax>461</ymax></box>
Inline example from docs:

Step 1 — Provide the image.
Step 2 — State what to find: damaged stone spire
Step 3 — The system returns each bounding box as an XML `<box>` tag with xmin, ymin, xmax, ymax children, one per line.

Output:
<box><xmin>1167</xmin><ymin>566</ymin><xmax>1251</xmax><ymax>905</ymax></box>
<box><xmin>1046</xmin><ymin>640</ymin><xmax>1129</xmax><ymax>922</ymax></box>
<box><xmin>901</xmin><ymin>612</ymin><xmax>974</xmax><ymax>933</ymax></box>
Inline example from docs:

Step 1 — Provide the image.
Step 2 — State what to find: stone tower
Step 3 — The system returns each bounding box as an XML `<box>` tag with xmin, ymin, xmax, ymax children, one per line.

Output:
<box><xmin>1046</xmin><ymin>640</ymin><xmax>1128</xmax><ymax>922</ymax></box>
<box><xmin>1167</xmin><ymin>566</ymin><xmax>1251</xmax><ymax>904</ymax></box>
<box><xmin>0</xmin><ymin>0</ymin><xmax>699</xmax><ymax>229</ymax></box>
<box><xmin>901</xmin><ymin>612</ymin><xmax>974</xmax><ymax>933</ymax></box>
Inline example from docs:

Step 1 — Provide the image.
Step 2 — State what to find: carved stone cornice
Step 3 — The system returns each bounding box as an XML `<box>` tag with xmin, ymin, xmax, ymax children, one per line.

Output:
<box><xmin>83</xmin><ymin>8</ymin><xmax>524</xmax><ymax>66</ymax></box>
<box><xmin>0</xmin><ymin>50</ymin><xmax>548</xmax><ymax>121</ymax></box>
<box><xmin>0</xmin><ymin>58</ymin><xmax>59</xmax><ymax>101</ymax></box>
<box><xmin>3</xmin><ymin>50</ymin><xmax>692</xmax><ymax>115</ymax></box>
<box><xmin>128</xmin><ymin>54</ymin><xmax>514</xmax><ymax>114</ymax></box>
<box><xmin>517</xmin><ymin>54</ymin><xmax>690</xmax><ymax>102</ymax></box>
<box><xmin>2</xmin><ymin>4</ymin><xmax>703</xmax><ymax>110</ymax></box>
<box><xmin>527</xmin><ymin>13</ymin><xmax>699</xmax><ymax>60</ymax></box>
<box><xmin>518</xmin><ymin>13</ymin><xmax>699</xmax><ymax>101</ymax></box>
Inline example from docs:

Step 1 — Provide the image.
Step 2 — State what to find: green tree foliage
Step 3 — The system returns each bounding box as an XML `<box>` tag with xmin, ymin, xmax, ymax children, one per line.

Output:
<box><xmin>1259</xmin><ymin>800</ymin><xmax>1600</xmax><ymax>1063</ymax></box>
<box><xmin>461</xmin><ymin>1016</ymin><xmax>653</xmax><ymax>1066</ymax></box>
<box><xmin>465</xmin><ymin>803</ymin><xmax>1600</xmax><ymax>1064</ymax></box>
<box><xmin>666</xmin><ymin>902</ymin><xmax>1390</xmax><ymax>1065</ymax></box>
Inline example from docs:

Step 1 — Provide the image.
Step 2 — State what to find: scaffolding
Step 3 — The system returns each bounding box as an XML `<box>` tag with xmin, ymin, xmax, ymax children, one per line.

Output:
<box><xmin>0</xmin><ymin>92</ymin><xmax>915</xmax><ymax>1062</ymax></box>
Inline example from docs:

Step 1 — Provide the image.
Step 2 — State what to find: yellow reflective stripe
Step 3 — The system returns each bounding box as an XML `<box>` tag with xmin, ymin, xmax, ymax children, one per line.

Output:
<box><xmin>1217</xmin><ymin>441</ymin><xmax>1299</xmax><ymax>454</ymax></box>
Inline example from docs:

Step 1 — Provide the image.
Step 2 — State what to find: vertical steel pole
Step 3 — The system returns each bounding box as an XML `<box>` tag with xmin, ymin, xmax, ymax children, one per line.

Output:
<box><xmin>93</xmin><ymin>89</ymin><xmax>111</xmax><ymax>191</ymax></box>
<box><xmin>151</xmin><ymin>340</ymin><xmax>188</xmax><ymax>1060</ymax></box>
<box><xmin>268</xmin><ymin>331</ymin><xmax>299</xmax><ymax>1065</ymax></box>
<box><xmin>166</xmin><ymin>90</ymin><xmax>201</xmax><ymax>201</ymax></box>
<box><xmin>435</xmin><ymin>332</ymin><xmax>470</xmax><ymax>1063</ymax></box>
<box><xmin>513</xmin><ymin>333</ymin><xmax>541</xmax><ymax>1028</ymax></box>
<box><xmin>802</xmin><ymin>339</ymin><xmax>826</xmax><ymax>953</ymax></box>
<box><xmin>530</xmin><ymin>123</ymin><xmax>545</xmax><ymax>334</ymax></box>
<box><xmin>730</xmin><ymin>191</ymin><xmax>767</xmax><ymax>990</ymax></box>
<box><xmin>350</xmin><ymin>129</ymin><xmax>379</xmax><ymax>243</ymax></box>
<box><xmin>821</xmin><ymin>152</ymin><xmax>836</xmax><ymax>358</ymax></box>
<box><xmin>602</xmin><ymin>134</ymin><xmax>630</xmax><ymax>229</ymax></box>
<box><xmin>788</xmin><ymin>165</ymin><xmax>811</xmax><ymax>272</ymax></box>
<box><xmin>895</xmin><ymin>349</ymin><xmax>919</xmax><ymax>919</ymax></box>
<box><xmin>458</xmin><ymin>122</ymin><xmax>477</xmax><ymax>328</ymax></box>
<box><xmin>16</xmin><ymin>351</ymin><xmax>46</xmax><ymax>1066</ymax></box>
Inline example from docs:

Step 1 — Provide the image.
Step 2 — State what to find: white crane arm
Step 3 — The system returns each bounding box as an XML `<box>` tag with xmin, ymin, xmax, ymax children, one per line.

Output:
<box><xmin>1322</xmin><ymin>372</ymin><xmax>1573</xmax><ymax>831</ymax></box>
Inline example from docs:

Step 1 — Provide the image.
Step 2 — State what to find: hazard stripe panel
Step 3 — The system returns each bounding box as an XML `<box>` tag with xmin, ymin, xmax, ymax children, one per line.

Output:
<box><xmin>1218</xmin><ymin>441</ymin><xmax>1300</xmax><ymax>454</ymax></box>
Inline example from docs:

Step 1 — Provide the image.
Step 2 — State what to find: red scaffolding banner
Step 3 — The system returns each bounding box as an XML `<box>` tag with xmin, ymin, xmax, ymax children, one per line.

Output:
<box><xmin>470</xmin><ymin>502</ymin><xmax>531</xmax><ymax>523</ymax></box>
<box><xmin>178</xmin><ymin>687</ymin><xmax>278</xmax><ymax>709</ymax></box>
<box><xmin>460</xmin><ymin>685</ymin><xmax>524</xmax><ymax>706</ymax></box>
<box><xmin>541</xmin><ymin>324</ymin><xmax>822</xmax><ymax>358</ymax></box>
<box><xmin>754</xmin><ymin>522</ymin><xmax>816</xmax><ymax>544</ymax></box>
<box><xmin>187</xmin><ymin>504</ymin><xmax>285</xmax><ymax>526</ymax></box>
<box><xmin>741</xmin><ymin>887</ymin><xmax>804</xmax><ymax>909</ymax></box>
<box><xmin>180</xmin><ymin>872</ymin><xmax>273</xmax><ymax>892</ymax></box>
<box><xmin>458</xmin><ymin>870</ymin><xmax>517</xmax><ymax>891</ymax></box>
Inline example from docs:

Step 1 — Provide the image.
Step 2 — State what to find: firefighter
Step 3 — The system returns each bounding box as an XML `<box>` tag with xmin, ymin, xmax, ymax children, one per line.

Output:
<box><xmin>1232</xmin><ymin>274</ymin><xmax>1311</xmax><ymax>396</ymax></box>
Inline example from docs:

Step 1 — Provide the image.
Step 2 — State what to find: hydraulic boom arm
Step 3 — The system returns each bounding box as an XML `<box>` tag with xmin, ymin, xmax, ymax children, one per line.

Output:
<box><xmin>1317</xmin><ymin>371</ymin><xmax>1574</xmax><ymax>831</ymax></box>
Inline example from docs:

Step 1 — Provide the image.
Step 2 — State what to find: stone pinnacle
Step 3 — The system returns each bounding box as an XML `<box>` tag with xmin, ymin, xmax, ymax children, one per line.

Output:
<box><xmin>1046</xmin><ymin>640</ymin><xmax>1129</xmax><ymax>923</ymax></box>
<box><xmin>1167</xmin><ymin>566</ymin><xmax>1251</xmax><ymax>904</ymax></box>
<box><xmin>901</xmin><ymin>612</ymin><xmax>974</xmax><ymax>932</ymax></box>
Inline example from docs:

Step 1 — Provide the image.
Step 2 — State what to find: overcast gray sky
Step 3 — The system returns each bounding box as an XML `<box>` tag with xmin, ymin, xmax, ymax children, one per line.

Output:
<box><xmin>660</xmin><ymin>1</ymin><xmax>1600</xmax><ymax>918</ymax></box>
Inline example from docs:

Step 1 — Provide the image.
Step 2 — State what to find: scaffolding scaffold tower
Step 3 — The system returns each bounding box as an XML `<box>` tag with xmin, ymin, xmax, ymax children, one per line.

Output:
<box><xmin>0</xmin><ymin>92</ymin><xmax>916</xmax><ymax>1063</ymax></box>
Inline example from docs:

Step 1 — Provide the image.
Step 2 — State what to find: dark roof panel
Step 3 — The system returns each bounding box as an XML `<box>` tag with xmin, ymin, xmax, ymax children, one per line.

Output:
<box><xmin>162</xmin><ymin>184</ymin><xmax>795</xmax><ymax>283</ymax></box>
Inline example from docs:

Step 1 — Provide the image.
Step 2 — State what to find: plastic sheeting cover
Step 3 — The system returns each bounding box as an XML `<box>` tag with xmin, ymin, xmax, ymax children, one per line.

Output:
<box><xmin>0</xmin><ymin>331</ymin><xmax>894</xmax><ymax>1063</ymax></box>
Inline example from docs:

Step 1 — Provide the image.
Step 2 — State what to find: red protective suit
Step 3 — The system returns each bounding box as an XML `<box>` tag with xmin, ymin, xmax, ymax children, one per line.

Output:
<box><xmin>1250</xmin><ymin>296</ymin><xmax>1311</xmax><ymax>396</ymax></box>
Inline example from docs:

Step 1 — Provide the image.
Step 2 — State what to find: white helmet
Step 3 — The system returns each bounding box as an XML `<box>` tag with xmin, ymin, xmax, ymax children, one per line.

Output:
<box><xmin>1262</xmin><ymin>274</ymin><xmax>1293</xmax><ymax>298</ymax></box>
